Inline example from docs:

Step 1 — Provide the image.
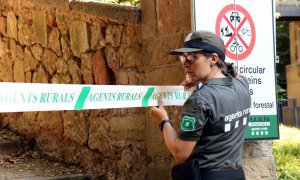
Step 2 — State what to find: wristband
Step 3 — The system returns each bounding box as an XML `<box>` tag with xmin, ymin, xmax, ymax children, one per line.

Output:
<box><xmin>159</xmin><ymin>119</ymin><xmax>173</xmax><ymax>131</ymax></box>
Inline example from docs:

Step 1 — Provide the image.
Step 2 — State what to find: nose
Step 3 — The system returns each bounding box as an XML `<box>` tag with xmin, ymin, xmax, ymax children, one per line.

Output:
<box><xmin>184</xmin><ymin>62</ymin><xmax>191</xmax><ymax>71</ymax></box>
<box><xmin>183</xmin><ymin>60</ymin><xmax>191</xmax><ymax>68</ymax></box>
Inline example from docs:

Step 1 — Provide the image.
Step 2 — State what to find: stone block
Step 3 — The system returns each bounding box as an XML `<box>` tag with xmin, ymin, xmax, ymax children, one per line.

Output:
<box><xmin>244</xmin><ymin>157</ymin><xmax>277</xmax><ymax>180</ymax></box>
<box><xmin>49</xmin><ymin>27</ymin><xmax>62</xmax><ymax>56</ymax></box>
<box><xmin>243</xmin><ymin>141</ymin><xmax>274</xmax><ymax>158</ymax></box>
<box><xmin>68</xmin><ymin>58</ymin><xmax>82</xmax><ymax>84</ymax></box>
<box><xmin>120</xmin><ymin>46</ymin><xmax>143</xmax><ymax>68</ymax></box>
<box><xmin>141</xmin><ymin>0</ymin><xmax>157</xmax><ymax>40</ymax></box>
<box><xmin>25</xmin><ymin>71</ymin><xmax>32</xmax><ymax>83</ymax></box>
<box><xmin>128</xmin><ymin>70</ymin><xmax>138</xmax><ymax>85</ymax></box>
<box><xmin>61</xmin><ymin>36</ymin><xmax>71</xmax><ymax>60</ymax></box>
<box><xmin>142</xmin><ymin>63</ymin><xmax>185</xmax><ymax>85</ymax></box>
<box><xmin>147</xmin><ymin>164</ymin><xmax>171</xmax><ymax>180</ymax></box>
<box><xmin>6</xmin><ymin>11</ymin><xmax>18</xmax><ymax>40</ymax></box>
<box><xmin>55</xmin><ymin>58</ymin><xmax>68</xmax><ymax>75</ymax></box>
<box><xmin>0</xmin><ymin>54</ymin><xmax>14</xmax><ymax>82</ymax></box>
<box><xmin>62</xmin><ymin>111</ymin><xmax>88</xmax><ymax>146</ymax></box>
<box><xmin>22</xmin><ymin>112</ymin><xmax>39</xmax><ymax>136</ymax></box>
<box><xmin>122</xmin><ymin>25</ymin><xmax>142</xmax><ymax>46</ymax></box>
<box><xmin>106</xmin><ymin>25</ymin><xmax>123</xmax><ymax>48</ymax></box>
<box><xmin>16</xmin><ymin>45</ymin><xmax>24</xmax><ymax>59</ymax></box>
<box><xmin>33</xmin><ymin>10</ymin><xmax>48</xmax><ymax>47</ymax></box>
<box><xmin>37</xmin><ymin>111</ymin><xmax>63</xmax><ymax>137</ymax></box>
<box><xmin>90</xmin><ymin>22</ymin><xmax>101</xmax><ymax>50</ymax></box>
<box><xmin>81</xmin><ymin>53</ymin><xmax>94</xmax><ymax>84</ymax></box>
<box><xmin>146</xmin><ymin>114</ymin><xmax>169</xmax><ymax>157</ymax></box>
<box><xmin>0</xmin><ymin>16</ymin><xmax>6</xmax><ymax>36</ymax></box>
<box><xmin>69</xmin><ymin>21</ymin><xmax>90</xmax><ymax>58</ymax></box>
<box><xmin>110</xmin><ymin>115</ymin><xmax>145</xmax><ymax>141</ymax></box>
<box><xmin>17</xmin><ymin>16</ymin><xmax>33</xmax><ymax>46</ymax></box>
<box><xmin>105</xmin><ymin>46</ymin><xmax>119</xmax><ymax>72</ymax></box>
<box><xmin>0</xmin><ymin>38</ymin><xmax>8</xmax><ymax>57</ymax></box>
<box><xmin>32</xmin><ymin>65</ymin><xmax>49</xmax><ymax>83</ymax></box>
<box><xmin>13</xmin><ymin>58</ymin><xmax>25</xmax><ymax>82</ymax></box>
<box><xmin>56</xmin><ymin>11</ymin><xmax>70</xmax><ymax>35</ymax></box>
<box><xmin>31</xmin><ymin>44</ymin><xmax>43</xmax><ymax>61</ymax></box>
<box><xmin>24</xmin><ymin>47</ymin><xmax>39</xmax><ymax>72</ymax></box>
<box><xmin>117</xmin><ymin>70</ymin><xmax>128</xmax><ymax>85</ymax></box>
<box><xmin>156</xmin><ymin>0</ymin><xmax>192</xmax><ymax>36</ymax></box>
<box><xmin>42</xmin><ymin>49</ymin><xmax>57</xmax><ymax>75</ymax></box>
<box><xmin>8</xmin><ymin>39</ymin><xmax>17</xmax><ymax>60</ymax></box>
<box><xmin>88</xmin><ymin>115</ymin><xmax>112</xmax><ymax>156</ymax></box>
<box><xmin>93</xmin><ymin>50</ymin><xmax>113</xmax><ymax>85</ymax></box>
<box><xmin>51</xmin><ymin>74</ymin><xmax>63</xmax><ymax>83</ymax></box>
<box><xmin>142</xmin><ymin>33</ymin><xmax>185</xmax><ymax>66</ymax></box>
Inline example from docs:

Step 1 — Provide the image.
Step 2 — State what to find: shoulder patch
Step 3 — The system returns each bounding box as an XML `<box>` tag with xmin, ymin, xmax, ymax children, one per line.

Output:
<box><xmin>180</xmin><ymin>115</ymin><xmax>196</xmax><ymax>131</ymax></box>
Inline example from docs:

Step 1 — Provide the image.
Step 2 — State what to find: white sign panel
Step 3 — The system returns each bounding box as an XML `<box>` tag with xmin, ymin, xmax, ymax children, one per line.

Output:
<box><xmin>193</xmin><ymin>0</ymin><xmax>278</xmax><ymax>140</ymax></box>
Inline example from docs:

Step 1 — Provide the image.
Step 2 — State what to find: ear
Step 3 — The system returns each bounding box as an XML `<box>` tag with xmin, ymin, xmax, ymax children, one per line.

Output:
<box><xmin>210</xmin><ymin>53</ymin><xmax>219</xmax><ymax>66</ymax></box>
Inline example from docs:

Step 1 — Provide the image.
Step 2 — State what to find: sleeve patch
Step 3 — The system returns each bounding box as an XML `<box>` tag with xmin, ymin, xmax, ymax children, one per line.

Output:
<box><xmin>180</xmin><ymin>115</ymin><xmax>196</xmax><ymax>131</ymax></box>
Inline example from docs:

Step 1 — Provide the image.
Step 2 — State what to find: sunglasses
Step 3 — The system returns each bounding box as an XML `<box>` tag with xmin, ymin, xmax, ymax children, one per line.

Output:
<box><xmin>178</xmin><ymin>53</ymin><xmax>203</xmax><ymax>64</ymax></box>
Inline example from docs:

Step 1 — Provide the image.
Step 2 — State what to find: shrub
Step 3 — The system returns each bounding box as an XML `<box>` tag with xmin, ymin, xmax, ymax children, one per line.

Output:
<box><xmin>273</xmin><ymin>124</ymin><xmax>300</xmax><ymax>179</ymax></box>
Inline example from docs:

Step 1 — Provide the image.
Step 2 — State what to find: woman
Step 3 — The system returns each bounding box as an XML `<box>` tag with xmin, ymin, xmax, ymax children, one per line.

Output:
<box><xmin>150</xmin><ymin>30</ymin><xmax>251</xmax><ymax>180</ymax></box>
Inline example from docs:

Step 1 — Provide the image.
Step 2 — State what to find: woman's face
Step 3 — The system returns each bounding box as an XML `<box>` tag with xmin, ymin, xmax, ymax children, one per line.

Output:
<box><xmin>179</xmin><ymin>51</ymin><xmax>215</xmax><ymax>83</ymax></box>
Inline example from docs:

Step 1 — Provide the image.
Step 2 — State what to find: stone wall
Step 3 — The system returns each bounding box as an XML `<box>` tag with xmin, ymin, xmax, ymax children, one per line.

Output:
<box><xmin>0</xmin><ymin>0</ymin><xmax>277</xmax><ymax>179</ymax></box>
<box><xmin>0</xmin><ymin>0</ymin><xmax>145</xmax><ymax>179</ymax></box>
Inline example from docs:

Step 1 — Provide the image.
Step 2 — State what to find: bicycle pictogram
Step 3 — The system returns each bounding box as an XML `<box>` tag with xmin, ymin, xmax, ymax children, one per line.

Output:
<box><xmin>239</xmin><ymin>27</ymin><xmax>251</xmax><ymax>36</ymax></box>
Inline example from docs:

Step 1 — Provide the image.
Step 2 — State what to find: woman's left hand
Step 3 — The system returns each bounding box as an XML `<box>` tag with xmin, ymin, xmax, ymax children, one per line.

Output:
<box><xmin>150</xmin><ymin>99</ymin><xmax>169</xmax><ymax>124</ymax></box>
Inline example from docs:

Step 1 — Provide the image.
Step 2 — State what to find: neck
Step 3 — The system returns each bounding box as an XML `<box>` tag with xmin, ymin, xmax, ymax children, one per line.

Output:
<box><xmin>204</xmin><ymin>67</ymin><xmax>225</xmax><ymax>82</ymax></box>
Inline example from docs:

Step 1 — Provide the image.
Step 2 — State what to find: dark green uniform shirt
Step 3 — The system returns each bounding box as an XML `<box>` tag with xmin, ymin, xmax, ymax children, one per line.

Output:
<box><xmin>178</xmin><ymin>76</ymin><xmax>251</xmax><ymax>169</ymax></box>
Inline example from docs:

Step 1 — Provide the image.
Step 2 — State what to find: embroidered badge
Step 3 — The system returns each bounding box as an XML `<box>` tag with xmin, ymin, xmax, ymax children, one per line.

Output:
<box><xmin>180</xmin><ymin>115</ymin><xmax>196</xmax><ymax>131</ymax></box>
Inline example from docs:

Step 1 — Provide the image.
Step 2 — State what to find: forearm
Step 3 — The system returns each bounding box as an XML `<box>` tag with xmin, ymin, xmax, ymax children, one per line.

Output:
<box><xmin>162</xmin><ymin>123</ymin><xmax>187</xmax><ymax>163</ymax></box>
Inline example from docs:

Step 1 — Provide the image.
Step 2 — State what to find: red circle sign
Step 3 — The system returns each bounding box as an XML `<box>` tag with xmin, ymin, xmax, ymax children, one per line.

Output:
<box><xmin>215</xmin><ymin>4</ymin><xmax>256</xmax><ymax>60</ymax></box>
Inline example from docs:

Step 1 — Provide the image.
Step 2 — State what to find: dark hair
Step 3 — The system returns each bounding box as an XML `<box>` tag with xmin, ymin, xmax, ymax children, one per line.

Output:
<box><xmin>201</xmin><ymin>51</ymin><xmax>237</xmax><ymax>77</ymax></box>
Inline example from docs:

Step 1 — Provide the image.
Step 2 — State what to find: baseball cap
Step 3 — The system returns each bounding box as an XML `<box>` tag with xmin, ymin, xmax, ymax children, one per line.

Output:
<box><xmin>170</xmin><ymin>30</ymin><xmax>226</xmax><ymax>61</ymax></box>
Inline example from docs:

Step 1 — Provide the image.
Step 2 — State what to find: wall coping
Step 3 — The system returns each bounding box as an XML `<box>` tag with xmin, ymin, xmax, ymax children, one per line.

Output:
<box><xmin>29</xmin><ymin>0</ymin><xmax>141</xmax><ymax>24</ymax></box>
<box><xmin>70</xmin><ymin>1</ymin><xmax>141</xmax><ymax>24</ymax></box>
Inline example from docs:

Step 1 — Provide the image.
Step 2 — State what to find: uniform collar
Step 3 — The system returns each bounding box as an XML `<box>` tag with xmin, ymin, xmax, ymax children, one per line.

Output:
<box><xmin>204</xmin><ymin>77</ymin><xmax>233</xmax><ymax>86</ymax></box>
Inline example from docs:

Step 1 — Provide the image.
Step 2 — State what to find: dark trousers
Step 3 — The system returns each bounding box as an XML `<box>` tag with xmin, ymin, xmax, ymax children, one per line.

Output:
<box><xmin>201</xmin><ymin>168</ymin><xmax>246</xmax><ymax>180</ymax></box>
<box><xmin>171</xmin><ymin>160</ymin><xmax>245</xmax><ymax>180</ymax></box>
<box><xmin>172</xmin><ymin>166</ymin><xmax>245</xmax><ymax>180</ymax></box>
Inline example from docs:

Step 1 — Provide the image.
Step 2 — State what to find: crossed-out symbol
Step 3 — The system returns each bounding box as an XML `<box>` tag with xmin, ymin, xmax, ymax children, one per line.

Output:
<box><xmin>216</xmin><ymin>4</ymin><xmax>256</xmax><ymax>60</ymax></box>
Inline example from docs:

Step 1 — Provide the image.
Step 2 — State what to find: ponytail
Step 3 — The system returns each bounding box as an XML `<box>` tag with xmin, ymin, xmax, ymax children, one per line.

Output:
<box><xmin>216</xmin><ymin>59</ymin><xmax>237</xmax><ymax>77</ymax></box>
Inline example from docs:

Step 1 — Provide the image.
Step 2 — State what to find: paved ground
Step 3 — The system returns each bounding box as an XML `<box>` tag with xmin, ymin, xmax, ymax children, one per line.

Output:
<box><xmin>0</xmin><ymin>127</ymin><xmax>91</xmax><ymax>180</ymax></box>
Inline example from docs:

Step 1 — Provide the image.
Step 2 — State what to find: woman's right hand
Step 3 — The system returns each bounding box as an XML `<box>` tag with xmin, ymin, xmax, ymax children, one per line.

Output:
<box><xmin>180</xmin><ymin>74</ymin><xmax>196</xmax><ymax>90</ymax></box>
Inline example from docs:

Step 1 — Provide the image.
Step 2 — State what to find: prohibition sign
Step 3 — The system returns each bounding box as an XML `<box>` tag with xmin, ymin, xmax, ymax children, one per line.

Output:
<box><xmin>215</xmin><ymin>4</ymin><xmax>256</xmax><ymax>60</ymax></box>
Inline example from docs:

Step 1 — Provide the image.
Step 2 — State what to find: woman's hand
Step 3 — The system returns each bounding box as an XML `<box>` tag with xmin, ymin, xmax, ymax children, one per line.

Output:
<box><xmin>180</xmin><ymin>74</ymin><xmax>196</xmax><ymax>90</ymax></box>
<box><xmin>150</xmin><ymin>99</ymin><xmax>169</xmax><ymax>124</ymax></box>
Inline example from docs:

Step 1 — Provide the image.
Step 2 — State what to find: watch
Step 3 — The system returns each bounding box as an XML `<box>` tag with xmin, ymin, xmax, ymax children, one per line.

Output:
<box><xmin>159</xmin><ymin>119</ymin><xmax>173</xmax><ymax>131</ymax></box>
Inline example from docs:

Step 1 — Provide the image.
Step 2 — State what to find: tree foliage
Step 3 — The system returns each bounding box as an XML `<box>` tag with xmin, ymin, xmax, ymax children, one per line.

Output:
<box><xmin>276</xmin><ymin>21</ymin><xmax>290</xmax><ymax>87</ymax></box>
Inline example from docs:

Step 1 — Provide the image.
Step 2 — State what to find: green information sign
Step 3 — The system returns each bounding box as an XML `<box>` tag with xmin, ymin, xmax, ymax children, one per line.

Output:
<box><xmin>245</xmin><ymin>115</ymin><xmax>279</xmax><ymax>140</ymax></box>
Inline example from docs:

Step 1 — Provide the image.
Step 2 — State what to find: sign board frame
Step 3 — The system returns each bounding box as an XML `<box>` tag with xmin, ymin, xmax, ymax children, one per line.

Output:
<box><xmin>192</xmin><ymin>0</ymin><xmax>279</xmax><ymax>141</ymax></box>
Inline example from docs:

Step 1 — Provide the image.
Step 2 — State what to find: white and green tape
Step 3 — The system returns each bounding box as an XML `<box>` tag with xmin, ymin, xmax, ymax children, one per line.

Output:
<box><xmin>0</xmin><ymin>82</ymin><xmax>192</xmax><ymax>112</ymax></box>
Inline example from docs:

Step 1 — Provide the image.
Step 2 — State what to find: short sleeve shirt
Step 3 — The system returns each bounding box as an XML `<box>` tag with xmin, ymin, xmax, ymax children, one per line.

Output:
<box><xmin>178</xmin><ymin>76</ymin><xmax>251</xmax><ymax>169</ymax></box>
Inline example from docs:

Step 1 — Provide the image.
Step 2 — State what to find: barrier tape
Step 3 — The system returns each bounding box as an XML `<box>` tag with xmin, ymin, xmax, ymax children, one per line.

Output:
<box><xmin>0</xmin><ymin>83</ymin><xmax>192</xmax><ymax>112</ymax></box>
